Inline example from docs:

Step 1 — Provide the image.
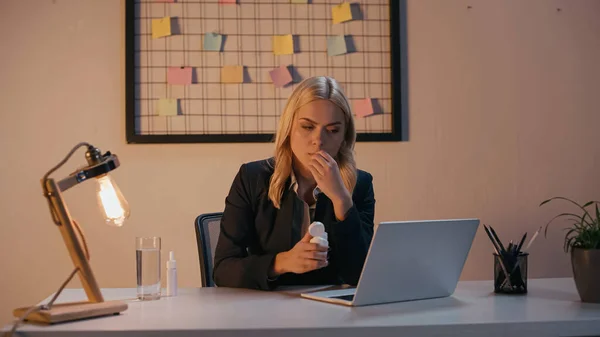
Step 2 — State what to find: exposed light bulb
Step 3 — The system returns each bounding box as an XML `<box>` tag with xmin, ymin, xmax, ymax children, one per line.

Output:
<box><xmin>96</xmin><ymin>174</ymin><xmax>130</xmax><ymax>227</ymax></box>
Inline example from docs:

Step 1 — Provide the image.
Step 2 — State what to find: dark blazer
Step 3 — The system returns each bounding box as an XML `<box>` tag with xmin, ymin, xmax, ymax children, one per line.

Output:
<box><xmin>213</xmin><ymin>158</ymin><xmax>375</xmax><ymax>290</ymax></box>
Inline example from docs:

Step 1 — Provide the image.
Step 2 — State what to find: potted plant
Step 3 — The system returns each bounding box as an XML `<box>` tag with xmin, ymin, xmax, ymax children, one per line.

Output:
<box><xmin>540</xmin><ymin>197</ymin><xmax>600</xmax><ymax>303</ymax></box>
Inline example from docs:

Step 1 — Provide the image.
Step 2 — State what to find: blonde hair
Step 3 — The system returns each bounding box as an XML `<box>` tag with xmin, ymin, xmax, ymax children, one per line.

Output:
<box><xmin>268</xmin><ymin>76</ymin><xmax>357</xmax><ymax>209</ymax></box>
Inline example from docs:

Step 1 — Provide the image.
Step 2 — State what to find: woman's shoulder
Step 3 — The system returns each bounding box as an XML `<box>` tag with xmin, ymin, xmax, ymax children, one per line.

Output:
<box><xmin>235</xmin><ymin>158</ymin><xmax>275</xmax><ymax>189</ymax></box>
<box><xmin>239</xmin><ymin>157</ymin><xmax>275</xmax><ymax>177</ymax></box>
<box><xmin>356</xmin><ymin>168</ymin><xmax>373</xmax><ymax>184</ymax></box>
<box><xmin>354</xmin><ymin>168</ymin><xmax>374</xmax><ymax>197</ymax></box>
<box><xmin>357</xmin><ymin>168</ymin><xmax>372</xmax><ymax>179</ymax></box>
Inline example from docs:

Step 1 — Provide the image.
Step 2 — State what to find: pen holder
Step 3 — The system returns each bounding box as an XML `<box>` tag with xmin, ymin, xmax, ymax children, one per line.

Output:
<box><xmin>494</xmin><ymin>252</ymin><xmax>528</xmax><ymax>294</ymax></box>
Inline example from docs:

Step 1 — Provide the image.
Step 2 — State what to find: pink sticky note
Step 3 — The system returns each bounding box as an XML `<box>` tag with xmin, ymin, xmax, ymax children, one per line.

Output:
<box><xmin>269</xmin><ymin>65</ymin><xmax>293</xmax><ymax>88</ymax></box>
<box><xmin>167</xmin><ymin>67</ymin><xmax>192</xmax><ymax>85</ymax></box>
<box><xmin>219</xmin><ymin>0</ymin><xmax>237</xmax><ymax>4</ymax></box>
<box><xmin>353</xmin><ymin>98</ymin><xmax>374</xmax><ymax>118</ymax></box>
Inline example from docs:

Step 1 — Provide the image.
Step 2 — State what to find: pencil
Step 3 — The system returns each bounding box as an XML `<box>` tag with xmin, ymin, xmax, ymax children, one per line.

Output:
<box><xmin>524</xmin><ymin>226</ymin><xmax>542</xmax><ymax>251</ymax></box>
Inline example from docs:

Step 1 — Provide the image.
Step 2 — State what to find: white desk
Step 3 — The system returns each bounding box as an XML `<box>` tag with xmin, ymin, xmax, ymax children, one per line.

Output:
<box><xmin>3</xmin><ymin>278</ymin><xmax>600</xmax><ymax>337</ymax></box>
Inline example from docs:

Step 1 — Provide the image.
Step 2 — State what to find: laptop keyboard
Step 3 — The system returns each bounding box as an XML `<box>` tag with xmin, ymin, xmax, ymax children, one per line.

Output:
<box><xmin>331</xmin><ymin>294</ymin><xmax>355</xmax><ymax>301</ymax></box>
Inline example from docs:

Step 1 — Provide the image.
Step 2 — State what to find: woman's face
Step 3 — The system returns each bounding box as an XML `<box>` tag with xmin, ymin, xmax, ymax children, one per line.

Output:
<box><xmin>290</xmin><ymin>99</ymin><xmax>346</xmax><ymax>173</ymax></box>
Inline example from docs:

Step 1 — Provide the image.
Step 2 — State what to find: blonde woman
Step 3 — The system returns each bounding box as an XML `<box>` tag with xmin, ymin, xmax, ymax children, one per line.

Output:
<box><xmin>213</xmin><ymin>76</ymin><xmax>375</xmax><ymax>290</ymax></box>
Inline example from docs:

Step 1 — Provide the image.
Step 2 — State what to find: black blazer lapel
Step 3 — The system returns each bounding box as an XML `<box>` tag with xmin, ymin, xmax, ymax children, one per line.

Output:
<box><xmin>271</xmin><ymin>189</ymin><xmax>297</xmax><ymax>252</ymax></box>
<box><xmin>315</xmin><ymin>193</ymin><xmax>335</xmax><ymax>231</ymax></box>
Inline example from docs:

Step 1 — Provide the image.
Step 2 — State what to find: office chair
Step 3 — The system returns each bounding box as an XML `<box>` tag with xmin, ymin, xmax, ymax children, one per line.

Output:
<box><xmin>194</xmin><ymin>212</ymin><xmax>223</xmax><ymax>287</ymax></box>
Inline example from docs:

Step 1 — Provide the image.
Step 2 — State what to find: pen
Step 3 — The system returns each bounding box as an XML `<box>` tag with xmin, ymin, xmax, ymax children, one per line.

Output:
<box><xmin>488</xmin><ymin>225</ymin><xmax>506</xmax><ymax>254</ymax></box>
<box><xmin>494</xmin><ymin>254</ymin><xmax>513</xmax><ymax>288</ymax></box>
<box><xmin>483</xmin><ymin>225</ymin><xmax>513</xmax><ymax>287</ymax></box>
<box><xmin>501</xmin><ymin>242</ymin><xmax>527</xmax><ymax>289</ymax></box>
<box><xmin>500</xmin><ymin>229</ymin><xmax>535</xmax><ymax>289</ymax></box>
<box><xmin>483</xmin><ymin>225</ymin><xmax>502</xmax><ymax>255</ymax></box>
<box><xmin>515</xmin><ymin>232</ymin><xmax>527</xmax><ymax>255</ymax></box>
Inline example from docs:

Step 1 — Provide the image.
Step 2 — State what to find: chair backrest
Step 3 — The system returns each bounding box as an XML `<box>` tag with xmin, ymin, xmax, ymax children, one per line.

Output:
<box><xmin>194</xmin><ymin>212</ymin><xmax>223</xmax><ymax>287</ymax></box>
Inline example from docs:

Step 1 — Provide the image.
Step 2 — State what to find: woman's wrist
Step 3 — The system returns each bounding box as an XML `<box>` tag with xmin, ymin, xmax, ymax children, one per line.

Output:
<box><xmin>269</xmin><ymin>252</ymin><xmax>288</xmax><ymax>277</ymax></box>
<box><xmin>332</xmin><ymin>191</ymin><xmax>353</xmax><ymax>221</ymax></box>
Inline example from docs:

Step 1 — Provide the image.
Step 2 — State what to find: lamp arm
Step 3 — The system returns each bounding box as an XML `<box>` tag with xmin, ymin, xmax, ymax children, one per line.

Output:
<box><xmin>42</xmin><ymin>142</ymin><xmax>91</xmax><ymax>182</ymax></box>
<box><xmin>40</xmin><ymin>142</ymin><xmax>105</xmax><ymax>303</ymax></box>
<box><xmin>42</xmin><ymin>142</ymin><xmax>91</xmax><ymax>225</ymax></box>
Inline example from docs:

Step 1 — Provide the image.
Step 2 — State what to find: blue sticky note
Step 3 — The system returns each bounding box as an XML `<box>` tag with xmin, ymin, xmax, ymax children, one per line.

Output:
<box><xmin>327</xmin><ymin>35</ymin><xmax>347</xmax><ymax>56</ymax></box>
<box><xmin>204</xmin><ymin>32</ymin><xmax>223</xmax><ymax>51</ymax></box>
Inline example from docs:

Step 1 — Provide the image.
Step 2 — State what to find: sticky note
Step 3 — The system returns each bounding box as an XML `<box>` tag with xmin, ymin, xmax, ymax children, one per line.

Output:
<box><xmin>204</xmin><ymin>32</ymin><xmax>223</xmax><ymax>51</ymax></box>
<box><xmin>221</xmin><ymin>66</ymin><xmax>244</xmax><ymax>83</ymax></box>
<box><xmin>327</xmin><ymin>35</ymin><xmax>347</xmax><ymax>56</ymax></box>
<box><xmin>332</xmin><ymin>2</ymin><xmax>352</xmax><ymax>24</ymax></box>
<box><xmin>152</xmin><ymin>17</ymin><xmax>171</xmax><ymax>39</ymax></box>
<box><xmin>219</xmin><ymin>0</ymin><xmax>236</xmax><ymax>4</ymax></box>
<box><xmin>353</xmin><ymin>98</ymin><xmax>374</xmax><ymax>118</ymax></box>
<box><xmin>273</xmin><ymin>35</ymin><xmax>294</xmax><ymax>55</ymax></box>
<box><xmin>167</xmin><ymin>67</ymin><xmax>192</xmax><ymax>85</ymax></box>
<box><xmin>157</xmin><ymin>98</ymin><xmax>178</xmax><ymax>116</ymax></box>
<box><xmin>269</xmin><ymin>65</ymin><xmax>293</xmax><ymax>88</ymax></box>
<box><xmin>291</xmin><ymin>0</ymin><xmax>308</xmax><ymax>3</ymax></box>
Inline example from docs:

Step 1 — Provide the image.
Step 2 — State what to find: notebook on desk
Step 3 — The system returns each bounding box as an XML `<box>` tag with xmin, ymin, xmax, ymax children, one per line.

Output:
<box><xmin>301</xmin><ymin>218</ymin><xmax>480</xmax><ymax>306</ymax></box>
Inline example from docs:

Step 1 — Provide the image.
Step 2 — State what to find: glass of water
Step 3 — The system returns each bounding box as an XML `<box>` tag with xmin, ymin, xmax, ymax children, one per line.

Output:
<box><xmin>136</xmin><ymin>237</ymin><xmax>161</xmax><ymax>300</ymax></box>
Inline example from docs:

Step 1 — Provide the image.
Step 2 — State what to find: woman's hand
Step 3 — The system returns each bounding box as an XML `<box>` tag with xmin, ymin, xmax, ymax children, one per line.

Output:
<box><xmin>308</xmin><ymin>150</ymin><xmax>353</xmax><ymax>220</ymax></box>
<box><xmin>271</xmin><ymin>231</ymin><xmax>328</xmax><ymax>276</ymax></box>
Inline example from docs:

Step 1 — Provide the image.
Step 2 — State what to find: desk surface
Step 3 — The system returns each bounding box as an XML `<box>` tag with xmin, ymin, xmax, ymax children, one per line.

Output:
<box><xmin>4</xmin><ymin>278</ymin><xmax>600</xmax><ymax>337</ymax></box>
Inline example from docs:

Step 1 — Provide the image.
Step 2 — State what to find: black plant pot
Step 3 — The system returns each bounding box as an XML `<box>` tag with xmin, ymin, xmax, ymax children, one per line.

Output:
<box><xmin>571</xmin><ymin>248</ymin><xmax>600</xmax><ymax>303</ymax></box>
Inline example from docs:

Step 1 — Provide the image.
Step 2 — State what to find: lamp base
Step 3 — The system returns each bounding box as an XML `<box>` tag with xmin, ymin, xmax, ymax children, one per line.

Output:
<box><xmin>13</xmin><ymin>300</ymin><xmax>128</xmax><ymax>324</ymax></box>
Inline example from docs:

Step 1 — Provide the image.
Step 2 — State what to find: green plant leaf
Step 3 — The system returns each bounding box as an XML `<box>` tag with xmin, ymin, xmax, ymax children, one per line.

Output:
<box><xmin>564</xmin><ymin>217</ymin><xmax>584</xmax><ymax>225</ymax></box>
<box><xmin>543</xmin><ymin>212</ymin><xmax>591</xmax><ymax>237</ymax></box>
<box><xmin>582</xmin><ymin>201</ymin><xmax>600</xmax><ymax>226</ymax></box>
<box><xmin>540</xmin><ymin>197</ymin><xmax>593</xmax><ymax>223</ymax></box>
<box><xmin>565</xmin><ymin>236</ymin><xmax>578</xmax><ymax>252</ymax></box>
<box><xmin>582</xmin><ymin>200</ymin><xmax>600</xmax><ymax>208</ymax></box>
<box><xmin>539</xmin><ymin>198</ymin><xmax>555</xmax><ymax>206</ymax></box>
<box><xmin>565</xmin><ymin>227</ymin><xmax>579</xmax><ymax>239</ymax></box>
<box><xmin>563</xmin><ymin>219</ymin><xmax>587</xmax><ymax>231</ymax></box>
<box><xmin>541</xmin><ymin>197</ymin><xmax>600</xmax><ymax>253</ymax></box>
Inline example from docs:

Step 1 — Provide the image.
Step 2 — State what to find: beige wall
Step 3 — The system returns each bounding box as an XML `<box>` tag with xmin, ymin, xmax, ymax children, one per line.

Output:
<box><xmin>1</xmin><ymin>0</ymin><xmax>599</xmax><ymax>326</ymax></box>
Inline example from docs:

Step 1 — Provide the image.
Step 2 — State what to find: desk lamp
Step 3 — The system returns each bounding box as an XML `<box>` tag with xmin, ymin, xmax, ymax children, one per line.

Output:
<box><xmin>12</xmin><ymin>142</ymin><xmax>130</xmax><ymax>326</ymax></box>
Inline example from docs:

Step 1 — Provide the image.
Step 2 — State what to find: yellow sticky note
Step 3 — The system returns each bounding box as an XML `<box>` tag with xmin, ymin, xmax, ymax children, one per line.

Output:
<box><xmin>221</xmin><ymin>65</ymin><xmax>244</xmax><ymax>83</ymax></box>
<box><xmin>327</xmin><ymin>35</ymin><xmax>347</xmax><ymax>56</ymax></box>
<box><xmin>332</xmin><ymin>3</ymin><xmax>352</xmax><ymax>24</ymax></box>
<box><xmin>273</xmin><ymin>35</ymin><xmax>294</xmax><ymax>55</ymax></box>
<box><xmin>157</xmin><ymin>98</ymin><xmax>178</xmax><ymax>116</ymax></box>
<box><xmin>152</xmin><ymin>17</ymin><xmax>171</xmax><ymax>39</ymax></box>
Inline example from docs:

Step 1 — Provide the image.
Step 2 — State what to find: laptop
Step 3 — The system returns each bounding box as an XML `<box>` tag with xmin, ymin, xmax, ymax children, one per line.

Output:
<box><xmin>300</xmin><ymin>218</ymin><xmax>480</xmax><ymax>306</ymax></box>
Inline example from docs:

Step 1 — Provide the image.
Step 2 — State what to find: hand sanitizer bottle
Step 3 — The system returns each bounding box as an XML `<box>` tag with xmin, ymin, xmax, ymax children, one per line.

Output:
<box><xmin>308</xmin><ymin>221</ymin><xmax>329</xmax><ymax>249</ymax></box>
<box><xmin>166</xmin><ymin>251</ymin><xmax>177</xmax><ymax>296</ymax></box>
